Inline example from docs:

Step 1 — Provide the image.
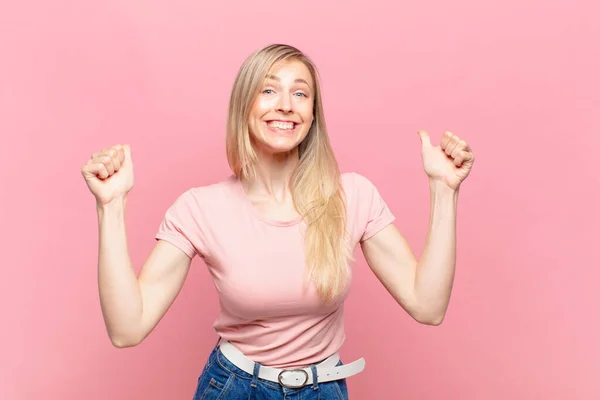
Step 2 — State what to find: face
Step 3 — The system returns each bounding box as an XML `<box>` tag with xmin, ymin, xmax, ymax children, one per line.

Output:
<box><xmin>248</xmin><ymin>59</ymin><xmax>315</xmax><ymax>155</ymax></box>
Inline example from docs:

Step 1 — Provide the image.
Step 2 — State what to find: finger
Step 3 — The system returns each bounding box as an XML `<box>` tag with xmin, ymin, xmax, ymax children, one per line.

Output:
<box><xmin>91</xmin><ymin>151</ymin><xmax>106</xmax><ymax>160</ymax></box>
<box><xmin>417</xmin><ymin>130</ymin><xmax>432</xmax><ymax>147</ymax></box>
<box><xmin>122</xmin><ymin>144</ymin><xmax>132</xmax><ymax>163</ymax></box>
<box><xmin>453</xmin><ymin>152</ymin><xmax>464</xmax><ymax>167</ymax></box>
<box><xmin>454</xmin><ymin>150</ymin><xmax>475</xmax><ymax>167</ymax></box>
<box><xmin>106</xmin><ymin>147</ymin><xmax>122</xmax><ymax>171</ymax></box>
<box><xmin>89</xmin><ymin>154</ymin><xmax>114</xmax><ymax>172</ymax></box>
<box><xmin>99</xmin><ymin>154</ymin><xmax>115</xmax><ymax>175</ymax></box>
<box><xmin>445</xmin><ymin>133</ymin><xmax>460</xmax><ymax>156</ymax></box>
<box><xmin>83</xmin><ymin>162</ymin><xmax>109</xmax><ymax>179</ymax></box>
<box><xmin>463</xmin><ymin>150</ymin><xmax>475</xmax><ymax>163</ymax></box>
<box><xmin>89</xmin><ymin>152</ymin><xmax>107</xmax><ymax>163</ymax></box>
<box><xmin>451</xmin><ymin>139</ymin><xmax>469</xmax><ymax>159</ymax></box>
<box><xmin>94</xmin><ymin>145</ymin><xmax>129</xmax><ymax>169</ymax></box>
<box><xmin>114</xmin><ymin>144</ymin><xmax>126</xmax><ymax>166</ymax></box>
<box><xmin>446</xmin><ymin>137</ymin><xmax>459</xmax><ymax>156</ymax></box>
<box><xmin>92</xmin><ymin>145</ymin><xmax>121</xmax><ymax>158</ymax></box>
<box><xmin>440</xmin><ymin>131</ymin><xmax>453</xmax><ymax>151</ymax></box>
<box><xmin>91</xmin><ymin>148</ymin><xmax>112</xmax><ymax>160</ymax></box>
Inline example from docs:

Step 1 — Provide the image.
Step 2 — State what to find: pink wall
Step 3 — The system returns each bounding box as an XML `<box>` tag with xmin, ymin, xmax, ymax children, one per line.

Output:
<box><xmin>1</xmin><ymin>0</ymin><xmax>598</xmax><ymax>399</ymax></box>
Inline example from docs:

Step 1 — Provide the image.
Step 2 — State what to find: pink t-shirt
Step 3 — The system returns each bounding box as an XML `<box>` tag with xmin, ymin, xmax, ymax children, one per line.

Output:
<box><xmin>155</xmin><ymin>172</ymin><xmax>395</xmax><ymax>368</ymax></box>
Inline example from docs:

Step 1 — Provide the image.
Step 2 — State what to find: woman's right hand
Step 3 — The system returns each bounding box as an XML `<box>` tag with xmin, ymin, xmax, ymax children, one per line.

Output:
<box><xmin>81</xmin><ymin>144</ymin><xmax>134</xmax><ymax>206</ymax></box>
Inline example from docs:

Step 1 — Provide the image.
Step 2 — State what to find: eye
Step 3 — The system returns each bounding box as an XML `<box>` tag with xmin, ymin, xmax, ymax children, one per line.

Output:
<box><xmin>294</xmin><ymin>92</ymin><xmax>308</xmax><ymax>97</ymax></box>
<box><xmin>262</xmin><ymin>89</ymin><xmax>275</xmax><ymax>94</ymax></box>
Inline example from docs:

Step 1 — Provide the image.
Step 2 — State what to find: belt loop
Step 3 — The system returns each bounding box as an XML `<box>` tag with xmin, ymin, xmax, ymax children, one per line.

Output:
<box><xmin>310</xmin><ymin>365</ymin><xmax>319</xmax><ymax>390</ymax></box>
<box><xmin>250</xmin><ymin>361</ymin><xmax>261</xmax><ymax>388</ymax></box>
<box><xmin>214</xmin><ymin>336</ymin><xmax>222</xmax><ymax>349</ymax></box>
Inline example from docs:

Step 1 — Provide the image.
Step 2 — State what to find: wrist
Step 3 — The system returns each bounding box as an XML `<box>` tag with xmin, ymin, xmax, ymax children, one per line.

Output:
<box><xmin>428</xmin><ymin>179</ymin><xmax>459</xmax><ymax>220</ymax></box>
<box><xmin>96</xmin><ymin>196</ymin><xmax>127</xmax><ymax>215</ymax></box>
<box><xmin>429</xmin><ymin>179</ymin><xmax>458</xmax><ymax>195</ymax></box>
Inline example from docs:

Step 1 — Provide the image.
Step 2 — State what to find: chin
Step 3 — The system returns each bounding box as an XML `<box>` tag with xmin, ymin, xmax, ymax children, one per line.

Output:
<box><xmin>260</xmin><ymin>141</ymin><xmax>302</xmax><ymax>155</ymax></box>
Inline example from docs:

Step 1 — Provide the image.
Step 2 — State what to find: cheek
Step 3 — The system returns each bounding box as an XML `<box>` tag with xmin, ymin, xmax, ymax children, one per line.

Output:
<box><xmin>253</xmin><ymin>97</ymin><xmax>275</xmax><ymax>115</ymax></box>
<box><xmin>249</xmin><ymin>100</ymin><xmax>269</xmax><ymax>133</ymax></box>
<box><xmin>292</xmin><ymin>98</ymin><xmax>312</xmax><ymax>116</ymax></box>
<box><xmin>301</xmin><ymin>104</ymin><xmax>314</xmax><ymax>123</ymax></box>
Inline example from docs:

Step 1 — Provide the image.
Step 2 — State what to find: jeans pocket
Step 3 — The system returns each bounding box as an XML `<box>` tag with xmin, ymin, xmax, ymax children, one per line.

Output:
<box><xmin>197</xmin><ymin>376</ymin><xmax>234</xmax><ymax>400</ymax></box>
<box><xmin>316</xmin><ymin>379</ymin><xmax>348</xmax><ymax>400</ymax></box>
<box><xmin>193</xmin><ymin>362</ymin><xmax>235</xmax><ymax>400</ymax></box>
<box><xmin>334</xmin><ymin>379</ymin><xmax>348</xmax><ymax>400</ymax></box>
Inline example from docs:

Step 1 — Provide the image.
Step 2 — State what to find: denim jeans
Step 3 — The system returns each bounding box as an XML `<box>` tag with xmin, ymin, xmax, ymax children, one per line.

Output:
<box><xmin>192</xmin><ymin>340</ymin><xmax>350</xmax><ymax>400</ymax></box>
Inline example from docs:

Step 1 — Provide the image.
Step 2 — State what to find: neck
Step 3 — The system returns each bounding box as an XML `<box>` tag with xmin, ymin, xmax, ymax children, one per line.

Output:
<box><xmin>242</xmin><ymin>146</ymin><xmax>300</xmax><ymax>202</ymax></box>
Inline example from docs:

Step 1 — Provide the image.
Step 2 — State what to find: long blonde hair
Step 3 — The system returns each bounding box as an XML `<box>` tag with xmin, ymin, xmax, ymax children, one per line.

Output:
<box><xmin>226</xmin><ymin>44</ymin><xmax>353</xmax><ymax>304</ymax></box>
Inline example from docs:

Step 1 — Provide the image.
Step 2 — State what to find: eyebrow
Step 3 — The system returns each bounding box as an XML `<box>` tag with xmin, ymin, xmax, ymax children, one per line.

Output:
<box><xmin>266</xmin><ymin>75</ymin><xmax>311</xmax><ymax>87</ymax></box>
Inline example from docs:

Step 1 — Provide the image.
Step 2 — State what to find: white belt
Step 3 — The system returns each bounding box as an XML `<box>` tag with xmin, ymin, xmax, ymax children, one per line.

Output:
<box><xmin>219</xmin><ymin>341</ymin><xmax>366</xmax><ymax>389</ymax></box>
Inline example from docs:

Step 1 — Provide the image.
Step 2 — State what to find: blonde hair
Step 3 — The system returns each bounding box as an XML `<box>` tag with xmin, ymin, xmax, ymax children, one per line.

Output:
<box><xmin>226</xmin><ymin>44</ymin><xmax>353</xmax><ymax>304</ymax></box>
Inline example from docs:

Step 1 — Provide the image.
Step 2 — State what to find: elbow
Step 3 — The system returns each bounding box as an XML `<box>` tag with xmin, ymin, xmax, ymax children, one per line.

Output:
<box><xmin>111</xmin><ymin>337</ymin><xmax>141</xmax><ymax>348</ymax></box>
<box><xmin>109</xmin><ymin>332</ymin><xmax>143</xmax><ymax>349</ymax></box>
<box><xmin>412</xmin><ymin>310</ymin><xmax>446</xmax><ymax>326</ymax></box>
<box><xmin>408</xmin><ymin>296</ymin><xmax>449</xmax><ymax>326</ymax></box>
<box><xmin>419</xmin><ymin>314</ymin><xmax>445</xmax><ymax>326</ymax></box>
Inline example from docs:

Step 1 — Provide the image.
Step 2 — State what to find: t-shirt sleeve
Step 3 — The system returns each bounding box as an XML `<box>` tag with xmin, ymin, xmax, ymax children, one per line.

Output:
<box><xmin>155</xmin><ymin>189</ymin><xmax>207</xmax><ymax>259</ymax></box>
<box><xmin>354</xmin><ymin>173</ymin><xmax>396</xmax><ymax>242</ymax></box>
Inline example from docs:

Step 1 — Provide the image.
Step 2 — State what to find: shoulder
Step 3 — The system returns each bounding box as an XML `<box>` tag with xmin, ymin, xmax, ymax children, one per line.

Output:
<box><xmin>341</xmin><ymin>172</ymin><xmax>379</xmax><ymax>197</ymax></box>
<box><xmin>340</xmin><ymin>172</ymin><xmax>395</xmax><ymax>242</ymax></box>
<box><xmin>167</xmin><ymin>175</ymin><xmax>239</xmax><ymax>211</ymax></box>
<box><xmin>341</xmin><ymin>171</ymin><xmax>390</xmax><ymax>211</ymax></box>
<box><xmin>177</xmin><ymin>175</ymin><xmax>238</xmax><ymax>199</ymax></box>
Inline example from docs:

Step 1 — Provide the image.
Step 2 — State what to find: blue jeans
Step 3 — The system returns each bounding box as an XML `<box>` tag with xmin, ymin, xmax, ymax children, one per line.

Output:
<box><xmin>192</xmin><ymin>340</ymin><xmax>350</xmax><ymax>399</ymax></box>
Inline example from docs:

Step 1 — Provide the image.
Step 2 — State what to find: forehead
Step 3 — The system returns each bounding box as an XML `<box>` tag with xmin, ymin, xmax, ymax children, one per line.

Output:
<box><xmin>265</xmin><ymin>59</ymin><xmax>314</xmax><ymax>88</ymax></box>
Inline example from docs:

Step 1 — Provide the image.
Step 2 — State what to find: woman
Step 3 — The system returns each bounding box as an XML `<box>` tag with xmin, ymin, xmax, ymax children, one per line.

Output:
<box><xmin>81</xmin><ymin>44</ymin><xmax>475</xmax><ymax>399</ymax></box>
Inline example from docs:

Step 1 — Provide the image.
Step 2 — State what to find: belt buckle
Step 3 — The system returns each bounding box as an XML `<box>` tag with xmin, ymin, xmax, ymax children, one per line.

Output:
<box><xmin>277</xmin><ymin>369</ymin><xmax>309</xmax><ymax>389</ymax></box>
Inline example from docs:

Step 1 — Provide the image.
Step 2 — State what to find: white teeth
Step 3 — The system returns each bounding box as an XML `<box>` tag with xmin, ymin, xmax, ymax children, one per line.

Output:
<box><xmin>267</xmin><ymin>121</ymin><xmax>295</xmax><ymax>130</ymax></box>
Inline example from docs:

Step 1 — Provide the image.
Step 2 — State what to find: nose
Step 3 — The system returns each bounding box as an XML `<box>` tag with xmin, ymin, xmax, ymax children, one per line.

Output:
<box><xmin>276</xmin><ymin>93</ymin><xmax>293</xmax><ymax>113</ymax></box>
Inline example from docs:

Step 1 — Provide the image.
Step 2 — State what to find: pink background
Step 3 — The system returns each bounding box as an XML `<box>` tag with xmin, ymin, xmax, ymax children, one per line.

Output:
<box><xmin>1</xmin><ymin>0</ymin><xmax>599</xmax><ymax>399</ymax></box>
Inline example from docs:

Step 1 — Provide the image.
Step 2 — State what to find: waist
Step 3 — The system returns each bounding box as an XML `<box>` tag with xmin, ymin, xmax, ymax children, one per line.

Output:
<box><xmin>213</xmin><ymin>325</ymin><xmax>347</xmax><ymax>368</ymax></box>
<box><xmin>218</xmin><ymin>339</ymin><xmax>365</xmax><ymax>389</ymax></box>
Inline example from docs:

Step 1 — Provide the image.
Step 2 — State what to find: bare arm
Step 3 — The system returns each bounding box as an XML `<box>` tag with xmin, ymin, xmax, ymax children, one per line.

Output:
<box><xmin>97</xmin><ymin>197</ymin><xmax>192</xmax><ymax>347</ymax></box>
<box><xmin>361</xmin><ymin>180</ymin><xmax>458</xmax><ymax>325</ymax></box>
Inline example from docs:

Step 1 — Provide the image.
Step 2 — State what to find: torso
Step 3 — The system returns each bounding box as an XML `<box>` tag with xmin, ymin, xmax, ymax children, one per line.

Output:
<box><xmin>155</xmin><ymin>172</ymin><xmax>395</xmax><ymax>368</ymax></box>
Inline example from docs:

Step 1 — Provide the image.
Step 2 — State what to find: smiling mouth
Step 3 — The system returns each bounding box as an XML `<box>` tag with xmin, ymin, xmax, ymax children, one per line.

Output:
<box><xmin>266</xmin><ymin>121</ymin><xmax>297</xmax><ymax>131</ymax></box>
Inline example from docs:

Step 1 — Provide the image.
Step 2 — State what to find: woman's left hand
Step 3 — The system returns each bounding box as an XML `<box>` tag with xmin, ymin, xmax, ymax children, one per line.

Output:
<box><xmin>417</xmin><ymin>130</ymin><xmax>475</xmax><ymax>191</ymax></box>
